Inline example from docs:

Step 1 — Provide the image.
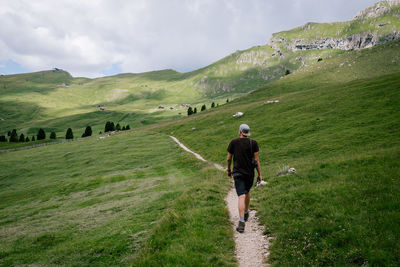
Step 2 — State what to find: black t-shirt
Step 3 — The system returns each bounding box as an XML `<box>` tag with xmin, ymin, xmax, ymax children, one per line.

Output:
<box><xmin>227</xmin><ymin>137</ymin><xmax>259</xmax><ymax>176</ymax></box>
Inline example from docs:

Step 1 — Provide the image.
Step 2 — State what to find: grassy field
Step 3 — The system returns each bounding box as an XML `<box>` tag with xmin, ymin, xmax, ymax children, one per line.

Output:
<box><xmin>149</xmin><ymin>40</ymin><xmax>400</xmax><ymax>266</ymax></box>
<box><xmin>0</xmin><ymin>131</ymin><xmax>235</xmax><ymax>266</ymax></box>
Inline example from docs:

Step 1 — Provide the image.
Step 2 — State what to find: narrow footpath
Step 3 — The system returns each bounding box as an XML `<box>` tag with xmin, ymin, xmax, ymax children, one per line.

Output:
<box><xmin>170</xmin><ymin>136</ymin><xmax>270</xmax><ymax>267</ymax></box>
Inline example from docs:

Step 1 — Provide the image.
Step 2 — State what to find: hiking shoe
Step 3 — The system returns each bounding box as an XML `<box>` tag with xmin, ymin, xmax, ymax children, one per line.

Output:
<box><xmin>236</xmin><ymin>221</ymin><xmax>245</xmax><ymax>233</ymax></box>
<box><xmin>244</xmin><ymin>211</ymin><xmax>249</xmax><ymax>222</ymax></box>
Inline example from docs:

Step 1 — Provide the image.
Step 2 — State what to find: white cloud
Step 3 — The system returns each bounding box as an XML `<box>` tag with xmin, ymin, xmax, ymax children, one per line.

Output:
<box><xmin>0</xmin><ymin>0</ymin><xmax>378</xmax><ymax>77</ymax></box>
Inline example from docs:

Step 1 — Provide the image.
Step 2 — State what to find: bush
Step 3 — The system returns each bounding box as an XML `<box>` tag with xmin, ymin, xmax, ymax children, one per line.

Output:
<box><xmin>66</xmin><ymin>128</ymin><xmax>74</xmax><ymax>139</ymax></box>
<box><xmin>19</xmin><ymin>133</ymin><xmax>25</xmax><ymax>142</ymax></box>
<box><xmin>50</xmin><ymin>132</ymin><xmax>56</xmax><ymax>139</ymax></box>
<box><xmin>82</xmin><ymin>126</ymin><xmax>92</xmax><ymax>137</ymax></box>
<box><xmin>9</xmin><ymin>129</ymin><xmax>18</xmax><ymax>142</ymax></box>
<box><xmin>211</xmin><ymin>102</ymin><xmax>215</xmax><ymax>108</ymax></box>
<box><xmin>116</xmin><ymin>123</ymin><xmax>121</xmax><ymax>131</ymax></box>
<box><xmin>187</xmin><ymin>107</ymin><xmax>193</xmax><ymax>116</ymax></box>
<box><xmin>25</xmin><ymin>136</ymin><xmax>30</xmax><ymax>142</ymax></box>
<box><xmin>0</xmin><ymin>135</ymin><xmax>6</xmax><ymax>142</ymax></box>
<box><xmin>126</xmin><ymin>125</ymin><xmax>130</xmax><ymax>130</ymax></box>
<box><xmin>201</xmin><ymin>104</ymin><xmax>206</xmax><ymax>111</ymax></box>
<box><xmin>37</xmin><ymin>128</ymin><xmax>46</xmax><ymax>140</ymax></box>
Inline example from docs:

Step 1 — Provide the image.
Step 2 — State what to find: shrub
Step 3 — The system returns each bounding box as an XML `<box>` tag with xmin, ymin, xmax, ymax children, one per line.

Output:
<box><xmin>187</xmin><ymin>107</ymin><xmax>193</xmax><ymax>116</ymax></box>
<box><xmin>50</xmin><ymin>132</ymin><xmax>56</xmax><ymax>139</ymax></box>
<box><xmin>66</xmin><ymin>128</ymin><xmax>74</xmax><ymax>139</ymax></box>
<box><xmin>201</xmin><ymin>104</ymin><xmax>206</xmax><ymax>111</ymax></box>
<box><xmin>9</xmin><ymin>129</ymin><xmax>18</xmax><ymax>142</ymax></box>
<box><xmin>37</xmin><ymin>128</ymin><xmax>46</xmax><ymax>140</ymax></box>
<box><xmin>211</xmin><ymin>102</ymin><xmax>215</xmax><ymax>108</ymax></box>
<box><xmin>25</xmin><ymin>136</ymin><xmax>30</xmax><ymax>142</ymax></box>
<box><xmin>0</xmin><ymin>135</ymin><xmax>6</xmax><ymax>142</ymax></box>
<box><xmin>82</xmin><ymin>126</ymin><xmax>92</xmax><ymax>137</ymax></box>
<box><xmin>116</xmin><ymin>123</ymin><xmax>121</xmax><ymax>131</ymax></box>
<box><xmin>19</xmin><ymin>133</ymin><xmax>25</xmax><ymax>142</ymax></box>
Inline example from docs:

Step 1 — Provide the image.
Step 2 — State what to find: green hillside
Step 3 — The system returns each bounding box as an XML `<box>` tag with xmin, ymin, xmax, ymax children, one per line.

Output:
<box><xmin>149</xmin><ymin>39</ymin><xmax>400</xmax><ymax>266</ymax></box>
<box><xmin>0</xmin><ymin>132</ymin><xmax>235</xmax><ymax>266</ymax></box>
<box><xmin>2</xmin><ymin>2</ymin><xmax>399</xmax><ymax>143</ymax></box>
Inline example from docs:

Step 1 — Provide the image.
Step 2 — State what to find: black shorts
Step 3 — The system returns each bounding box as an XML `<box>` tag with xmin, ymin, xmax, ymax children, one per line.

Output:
<box><xmin>233</xmin><ymin>172</ymin><xmax>254</xmax><ymax>196</ymax></box>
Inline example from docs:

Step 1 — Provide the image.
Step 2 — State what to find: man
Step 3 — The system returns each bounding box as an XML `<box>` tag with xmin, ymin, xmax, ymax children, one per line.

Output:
<box><xmin>227</xmin><ymin>124</ymin><xmax>262</xmax><ymax>233</ymax></box>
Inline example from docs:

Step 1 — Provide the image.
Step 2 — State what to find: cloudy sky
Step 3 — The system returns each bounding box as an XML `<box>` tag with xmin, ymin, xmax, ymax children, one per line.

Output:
<box><xmin>0</xmin><ymin>0</ymin><xmax>378</xmax><ymax>77</ymax></box>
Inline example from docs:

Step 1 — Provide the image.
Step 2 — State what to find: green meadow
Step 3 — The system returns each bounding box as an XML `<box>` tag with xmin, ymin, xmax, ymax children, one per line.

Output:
<box><xmin>0</xmin><ymin>131</ymin><xmax>235</xmax><ymax>266</ymax></box>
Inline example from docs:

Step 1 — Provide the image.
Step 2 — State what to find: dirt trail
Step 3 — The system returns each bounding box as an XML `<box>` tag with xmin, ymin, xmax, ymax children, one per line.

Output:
<box><xmin>170</xmin><ymin>136</ymin><xmax>270</xmax><ymax>267</ymax></box>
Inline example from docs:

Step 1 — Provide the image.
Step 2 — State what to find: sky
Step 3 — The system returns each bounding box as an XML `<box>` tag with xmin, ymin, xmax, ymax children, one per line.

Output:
<box><xmin>0</xmin><ymin>0</ymin><xmax>378</xmax><ymax>78</ymax></box>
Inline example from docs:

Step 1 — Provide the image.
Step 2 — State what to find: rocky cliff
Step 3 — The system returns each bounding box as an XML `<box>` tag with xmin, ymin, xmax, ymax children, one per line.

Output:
<box><xmin>269</xmin><ymin>0</ymin><xmax>400</xmax><ymax>52</ymax></box>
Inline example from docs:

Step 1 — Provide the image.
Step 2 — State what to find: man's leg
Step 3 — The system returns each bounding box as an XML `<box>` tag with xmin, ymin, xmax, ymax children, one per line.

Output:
<box><xmin>238</xmin><ymin>194</ymin><xmax>246</xmax><ymax>219</ymax></box>
<box><xmin>245</xmin><ymin>192</ymin><xmax>250</xmax><ymax>210</ymax></box>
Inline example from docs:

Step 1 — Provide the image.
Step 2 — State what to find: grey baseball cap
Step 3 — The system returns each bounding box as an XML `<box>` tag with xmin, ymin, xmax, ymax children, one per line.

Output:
<box><xmin>239</xmin><ymin>124</ymin><xmax>251</xmax><ymax>136</ymax></box>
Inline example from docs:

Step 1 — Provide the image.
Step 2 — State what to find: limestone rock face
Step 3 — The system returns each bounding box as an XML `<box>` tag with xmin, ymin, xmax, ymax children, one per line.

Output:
<box><xmin>270</xmin><ymin>31</ymin><xmax>400</xmax><ymax>51</ymax></box>
<box><xmin>354</xmin><ymin>0</ymin><xmax>400</xmax><ymax>19</ymax></box>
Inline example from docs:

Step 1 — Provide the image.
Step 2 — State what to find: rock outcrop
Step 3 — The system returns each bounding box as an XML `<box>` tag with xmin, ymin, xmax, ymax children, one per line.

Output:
<box><xmin>270</xmin><ymin>31</ymin><xmax>400</xmax><ymax>51</ymax></box>
<box><xmin>269</xmin><ymin>0</ymin><xmax>400</xmax><ymax>52</ymax></box>
<box><xmin>354</xmin><ymin>0</ymin><xmax>400</xmax><ymax>20</ymax></box>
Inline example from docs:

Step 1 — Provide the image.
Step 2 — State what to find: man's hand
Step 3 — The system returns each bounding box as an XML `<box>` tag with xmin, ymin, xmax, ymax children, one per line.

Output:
<box><xmin>227</xmin><ymin>169</ymin><xmax>233</xmax><ymax>178</ymax></box>
<box><xmin>257</xmin><ymin>175</ymin><xmax>262</xmax><ymax>183</ymax></box>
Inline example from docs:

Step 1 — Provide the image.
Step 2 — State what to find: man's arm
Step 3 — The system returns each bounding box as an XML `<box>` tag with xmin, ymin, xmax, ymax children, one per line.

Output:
<box><xmin>254</xmin><ymin>152</ymin><xmax>262</xmax><ymax>182</ymax></box>
<box><xmin>227</xmin><ymin>152</ymin><xmax>233</xmax><ymax>178</ymax></box>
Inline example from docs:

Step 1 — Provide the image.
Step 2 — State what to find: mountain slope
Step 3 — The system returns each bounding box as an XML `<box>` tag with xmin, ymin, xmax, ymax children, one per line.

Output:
<box><xmin>149</xmin><ymin>39</ymin><xmax>400</xmax><ymax>266</ymax></box>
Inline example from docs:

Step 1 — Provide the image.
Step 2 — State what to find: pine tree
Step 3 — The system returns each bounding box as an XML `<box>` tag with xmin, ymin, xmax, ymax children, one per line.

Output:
<box><xmin>226</xmin><ymin>98</ymin><xmax>229</xmax><ymax>103</ymax></box>
<box><xmin>19</xmin><ymin>133</ymin><xmax>25</xmax><ymax>142</ymax></box>
<box><xmin>66</xmin><ymin>128</ymin><xmax>74</xmax><ymax>139</ymax></box>
<box><xmin>110</xmin><ymin>122</ymin><xmax>115</xmax><ymax>131</ymax></box>
<box><xmin>122</xmin><ymin>126</ymin><xmax>126</xmax><ymax>131</ymax></box>
<box><xmin>25</xmin><ymin>136</ymin><xmax>30</xmax><ymax>142</ymax></box>
<box><xmin>105</xmin><ymin>121</ymin><xmax>111</xmax><ymax>132</ymax></box>
<box><xmin>125</xmin><ymin>125</ymin><xmax>130</xmax><ymax>130</ymax></box>
<box><xmin>50</xmin><ymin>132</ymin><xmax>56</xmax><ymax>139</ymax></box>
<box><xmin>194</xmin><ymin>107</ymin><xmax>197</xmax><ymax>114</ymax></box>
<box><xmin>187</xmin><ymin>107</ymin><xmax>193</xmax><ymax>116</ymax></box>
<box><xmin>116</xmin><ymin>123</ymin><xmax>121</xmax><ymax>131</ymax></box>
<box><xmin>201</xmin><ymin>104</ymin><xmax>206</xmax><ymax>111</ymax></box>
<box><xmin>7</xmin><ymin>131</ymin><xmax>11</xmax><ymax>136</ymax></box>
<box><xmin>211</xmin><ymin>102</ymin><xmax>215</xmax><ymax>108</ymax></box>
<box><xmin>9</xmin><ymin>129</ymin><xmax>18</xmax><ymax>142</ymax></box>
<box><xmin>37</xmin><ymin>128</ymin><xmax>46</xmax><ymax>140</ymax></box>
<box><xmin>32</xmin><ymin>136</ymin><xmax>35</xmax><ymax>141</ymax></box>
<box><xmin>0</xmin><ymin>135</ymin><xmax>6</xmax><ymax>142</ymax></box>
<box><xmin>82</xmin><ymin>126</ymin><xmax>92</xmax><ymax>137</ymax></box>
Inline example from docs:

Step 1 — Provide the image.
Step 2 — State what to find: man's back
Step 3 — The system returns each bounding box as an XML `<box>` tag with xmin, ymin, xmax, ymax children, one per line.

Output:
<box><xmin>227</xmin><ymin>137</ymin><xmax>259</xmax><ymax>176</ymax></box>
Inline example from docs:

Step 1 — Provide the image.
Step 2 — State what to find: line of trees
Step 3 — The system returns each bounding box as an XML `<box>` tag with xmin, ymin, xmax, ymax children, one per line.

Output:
<box><xmin>1</xmin><ymin>122</ymin><xmax>132</xmax><ymax>143</ymax></box>
<box><xmin>0</xmin><ymin>128</ymin><xmax>49</xmax><ymax>143</ymax></box>
<box><xmin>187</xmin><ymin>102</ymin><xmax>218</xmax><ymax>116</ymax></box>
<box><xmin>104</xmin><ymin>121</ymin><xmax>130</xmax><ymax>132</ymax></box>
